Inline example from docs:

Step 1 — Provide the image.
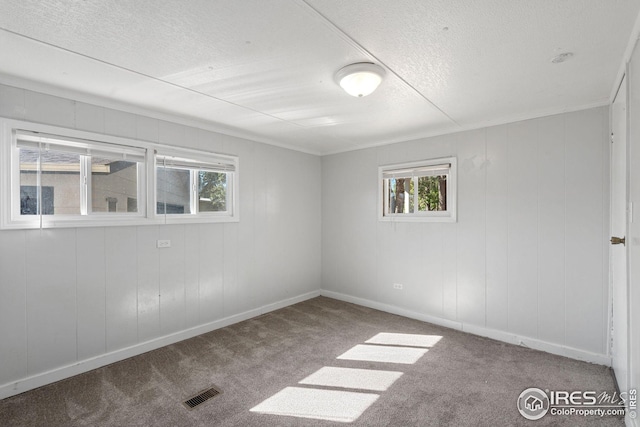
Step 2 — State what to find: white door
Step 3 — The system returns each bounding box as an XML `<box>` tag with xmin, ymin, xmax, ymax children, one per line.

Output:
<box><xmin>611</xmin><ymin>75</ymin><xmax>629</xmax><ymax>394</ymax></box>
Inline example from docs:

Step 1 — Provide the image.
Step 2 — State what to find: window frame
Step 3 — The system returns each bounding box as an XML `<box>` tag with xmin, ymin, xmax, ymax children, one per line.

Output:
<box><xmin>154</xmin><ymin>149</ymin><xmax>238</xmax><ymax>224</ymax></box>
<box><xmin>13</xmin><ymin>131</ymin><xmax>147</xmax><ymax>219</ymax></box>
<box><xmin>0</xmin><ymin>118</ymin><xmax>239</xmax><ymax>229</ymax></box>
<box><xmin>378</xmin><ymin>157</ymin><xmax>457</xmax><ymax>223</ymax></box>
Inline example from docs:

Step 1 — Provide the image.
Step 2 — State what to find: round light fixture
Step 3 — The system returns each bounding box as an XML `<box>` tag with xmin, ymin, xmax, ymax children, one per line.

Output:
<box><xmin>335</xmin><ymin>62</ymin><xmax>386</xmax><ymax>97</ymax></box>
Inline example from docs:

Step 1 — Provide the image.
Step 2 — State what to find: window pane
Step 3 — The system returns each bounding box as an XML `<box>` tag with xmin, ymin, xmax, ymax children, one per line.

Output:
<box><xmin>198</xmin><ymin>171</ymin><xmax>227</xmax><ymax>212</ymax></box>
<box><xmin>19</xmin><ymin>148</ymin><xmax>41</xmax><ymax>215</ymax></box>
<box><xmin>156</xmin><ymin>167</ymin><xmax>191</xmax><ymax>214</ymax></box>
<box><xmin>409</xmin><ymin>178</ymin><xmax>415</xmax><ymax>213</ymax></box>
<box><xmin>91</xmin><ymin>155</ymin><xmax>138</xmax><ymax>213</ymax></box>
<box><xmin>418</xmin><ymin>175</ymin><xmax>447</xmax><ymax>211</ymax></box>
<box><xmin>19</xmin><ymin>147</ymin><xmax>81</xmax><ymax>215</ymax></box>
<box><xmin>387</xmin><ymin>178</ymin><xmax>412</xmax><ymax>214</ymax></box>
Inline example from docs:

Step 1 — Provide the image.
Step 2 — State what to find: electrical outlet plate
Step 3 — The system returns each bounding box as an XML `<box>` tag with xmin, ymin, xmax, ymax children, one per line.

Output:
<box><xmin>157</xmin><ymin>240</ymin><xmax>171</xmax><ymax>248</ymax></box>
<box><xmin>393</xmin><ymin>283</ymin><xmax>403</xmax><ymax>290</ymax></box>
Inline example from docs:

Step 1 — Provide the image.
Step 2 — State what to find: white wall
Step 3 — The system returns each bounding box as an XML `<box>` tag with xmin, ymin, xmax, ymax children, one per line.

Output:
<box><xmin>0</xmin><ymin>83</ymin><xmax>322</xmax><ymax>398</ymax></box>
<box><xmin>322</xmin><ymin>107</ymin><xmax>610</xmax><ymax>361</ymax></box>
<box><xmin>627</xmin><ymin>39</ymin><xmax>640</xmax><ymax>427</ymax></box>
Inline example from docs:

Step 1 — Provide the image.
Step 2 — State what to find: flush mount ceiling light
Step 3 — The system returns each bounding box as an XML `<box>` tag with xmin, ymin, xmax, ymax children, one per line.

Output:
<box><xmin>335</xmin><ymin>62</ymin><xmax>386</xmax><ymax>97</ymax></box>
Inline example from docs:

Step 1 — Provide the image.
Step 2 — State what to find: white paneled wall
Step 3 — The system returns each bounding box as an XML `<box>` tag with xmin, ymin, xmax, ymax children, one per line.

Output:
<box><xmin>626</xmin><ymin>39</ymin><xmax>640</xmax><ymax>424</ymax></box>
<box><xmin>322</xmin><ymin>107</ymin><xmax>610</xmax><ymax>360</ymax></box>
<box><xmin>0</xmin><ymin>84</ymin><xmax>322</xmax><ymax>397</ymax></box>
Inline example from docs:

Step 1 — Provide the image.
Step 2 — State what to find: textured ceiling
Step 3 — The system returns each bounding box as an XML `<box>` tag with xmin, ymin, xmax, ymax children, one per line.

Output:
<box><xmin>0</xmin><ymin>0</ymin><xmax>638</xmax><ymax>155</ymax></box>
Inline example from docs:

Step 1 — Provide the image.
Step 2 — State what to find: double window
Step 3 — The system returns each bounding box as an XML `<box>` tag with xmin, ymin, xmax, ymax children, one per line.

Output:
<box><xmin>379</xmin><ymin>157</ymin><xmax>456</xmax><ymax>222</ymax></box>
<box><xmin>0</xmin><ymin>119</ymin><xmax>238</xmax><ymax>229</ymax></box>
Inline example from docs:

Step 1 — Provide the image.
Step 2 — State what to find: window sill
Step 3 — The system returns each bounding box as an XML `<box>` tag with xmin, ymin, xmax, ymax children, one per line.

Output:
<box><xmin>1</xmin><ymin>215</ymin><xmax>239</xmax><ymax>230</ymax></box>
<box><xmin>378</xmin><ymin>215</ymin><xmax>456</xmax><ymax>223</ymax></box>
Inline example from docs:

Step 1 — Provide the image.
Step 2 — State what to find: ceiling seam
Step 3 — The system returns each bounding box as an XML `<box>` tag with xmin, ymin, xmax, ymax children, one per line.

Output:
<box><xmin>296</xmin><ymin>0</ymin><xmax>461</xmax><ymax>128</ymax></box>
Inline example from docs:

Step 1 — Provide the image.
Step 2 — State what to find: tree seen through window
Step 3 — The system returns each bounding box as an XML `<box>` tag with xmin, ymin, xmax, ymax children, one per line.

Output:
<box><xmin>198</xmin><ymin>171</ymin><xmax>227</xmax><ymax>212</ymax></box>
<box><xmin>389</xmin><ymin>175</ymin><xmax>447</xmax><ymax>213</ymax></box>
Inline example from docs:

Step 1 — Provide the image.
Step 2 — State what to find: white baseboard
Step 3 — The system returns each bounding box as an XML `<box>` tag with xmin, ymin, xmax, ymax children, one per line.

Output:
<box><xmin>0</xmin><ymin>290</ymin><xmax>320</xmax><ymax>400</ymax></box>
<box><xmin>321</xmin><ymin>290</ymin><xmax>611</xmax><ymax>367</ymax></box>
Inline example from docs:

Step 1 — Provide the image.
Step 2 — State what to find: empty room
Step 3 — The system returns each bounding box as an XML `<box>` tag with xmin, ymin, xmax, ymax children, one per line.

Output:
<box><xmin>0</xmin><ymin>1</ymin><xmax>639</xmax><ymax>426</ymax></box>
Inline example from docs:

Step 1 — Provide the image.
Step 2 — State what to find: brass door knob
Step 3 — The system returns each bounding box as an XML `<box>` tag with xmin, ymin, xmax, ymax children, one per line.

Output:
<box><xmin>611</xmin><ymin>236</ymin><xmax>626</xmax><ymax>245</ymax></box>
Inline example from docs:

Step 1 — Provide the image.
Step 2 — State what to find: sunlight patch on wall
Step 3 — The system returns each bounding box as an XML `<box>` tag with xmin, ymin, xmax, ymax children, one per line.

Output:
<box><xmin>337</xmin><ymin>344</ymin><xmax>428</xmax><ymax>364</ymax></box>
<box><xmin>299</xmin><ymin>367</ymin><xmax>403</xmax><ymax>391</ymax></box>
<box><xmin>249</xmin><ymin>386</ymin><xmax>379</xmax><ymax>423</ymax></box>
<box><xmin>365</xmin><ymin>332</ymin><xmax>442</xmax><ymax>348</ymax></box>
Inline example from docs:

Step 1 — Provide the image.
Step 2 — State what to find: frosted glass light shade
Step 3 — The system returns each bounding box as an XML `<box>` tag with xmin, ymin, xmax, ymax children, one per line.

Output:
<box><xmin>335</xmin><ymin>63</ymin><xmax>385</xmax><ymax>97</ymax></box>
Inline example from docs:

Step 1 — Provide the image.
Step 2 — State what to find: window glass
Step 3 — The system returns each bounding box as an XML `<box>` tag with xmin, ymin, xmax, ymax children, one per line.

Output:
<box><xmin>156</xmin><ymin>167</ymin><xmax>191</xmax><ymax>214</ymax></box>
<box><xmin>417</xmin><ymin>176</ymin><xmax>447</xmax><ymax>212</ymax></box>
<box><xmin>19</xmin><ymin>147</ymin><xmax>81</xmax><ymax>216</ymax></box>
<box><xmin>198</xmin><ymin>171</ymin><xmax>227</xmax><ymax>212</ymax></box>
<box><xmin>91</xmin><ymin>155</ymin><xmax>139</xmax><ymax>213</ymax></box>
<box><xmin>387</xmin><ymin>177</ymin><xmax>413</xmax><ymax>214</ymax></box>
<box><xmin>41</xmin><ymin>149</ymin><xmax>81</xmax><ymax>215</ymax></box>
<box><xmin>19</xmin><ymin>148</ymin><xmax>41</xmax><ymax>215</ymax></box>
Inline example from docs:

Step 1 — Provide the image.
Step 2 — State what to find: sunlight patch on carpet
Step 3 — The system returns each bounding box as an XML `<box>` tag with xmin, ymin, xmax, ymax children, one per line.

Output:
<box><xmin>299</xmin><ymin>367</ymin><xmax>403</xmax><ymax>391</ymax></box>
<box><xmin>250</xmin><ymin>386</ymin><xmax>379</xmax><ymax>423</ymax></box>
<box><xmin>365</xmin><ymin>332</ymin><xmax>442</xmax><ymax>348</ymax></box>
<box><xmin>337</xmin><ymin>344</ymin><xmax>428</xmax><ymax>364</ymax></box>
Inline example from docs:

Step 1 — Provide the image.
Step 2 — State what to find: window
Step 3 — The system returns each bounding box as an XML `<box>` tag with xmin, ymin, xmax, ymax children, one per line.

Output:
<box><xmin>155</xmin><ymin>151</ymin><xmax>237</xmax><ymax>221</ymax></box>
<box><xmin>0</xmin><ymin>119</ymin><xmax>239</xmax><ymax>229</ymax></box>
<box><xmin>379</xmin><ymin>157</ymin><xmax>456</xmax><ymax>222</ymax></box>
<box><xmin>3</xmin><ymin>128</ymin><xmax>146</xmax><ymax>228</ymax></box>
